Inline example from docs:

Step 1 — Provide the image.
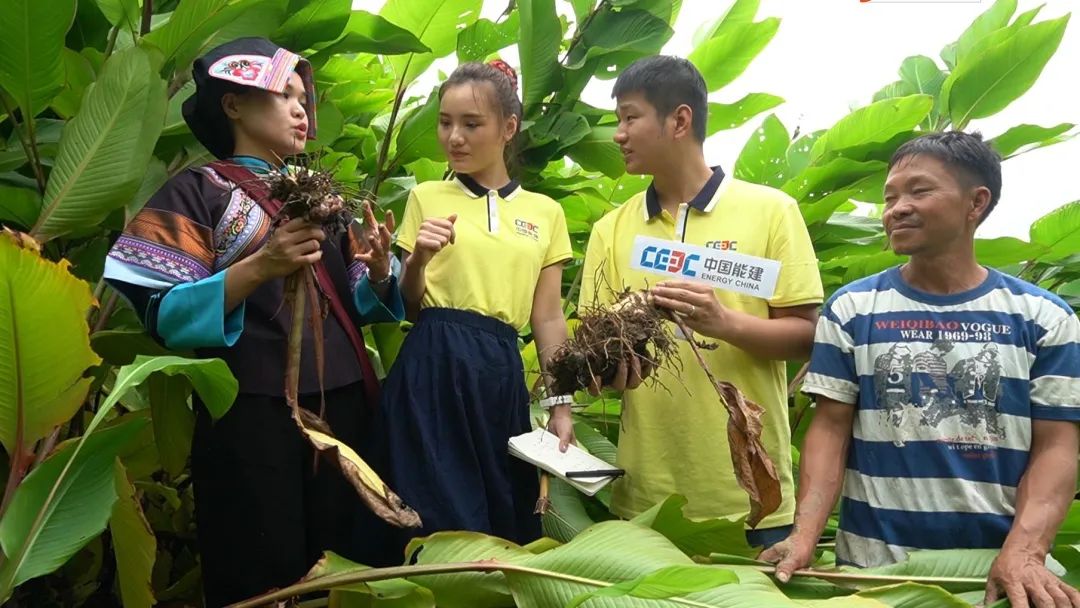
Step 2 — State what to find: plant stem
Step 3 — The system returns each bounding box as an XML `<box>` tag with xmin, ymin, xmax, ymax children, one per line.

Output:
<box><xmin>0</xmin><ymin>95</ymin><xmax>46</xmax><ymax>194</ymax></box>
<box><xmin>140</xmin><ymin>0</ymin><xmax>153</xmax><ymax>36</ymax></box>
<box><xmin>104</xmin><ymin>25</ymin><xmax>121</xmax><ymax>59</ymax></box>
<box><xmin>787</xmin><ymin>362</ymin><xmax>809</xmax><ymax>396</ymax></box>
<box><xmin>748</xmin><ymin>564</ymin><xmax>985</xmax><ymax>587</ymax></box>
<box><xmin>562</xmin><ymin>264</ymin><xmax>584</xmax><ymax>317</ymax></box>
<box><xmin>0</xmin><ymin>444</ymin><xmax>28</xmax><ymax>523</ymax></box>
<box><xmin>370</xmin><ymin>55</ymin><xmax>413</xmax><ymax>198</ymax></box>
<box><xmin>228</xmin><ymin>561</ymin><xmax>724</xmax><ymax>608</ymax></box>
<box><xmin>29</xmin><ymin>427</ymin><xmax>60</xmax><ymax>471</ymax></box>
<box><xmin>92</xmin><ymin>291</ymin><xmax>119</xmax><ymax>333</ymax></box>
<box><xmin>562</xmin><ymin>1</ymin><xmax>607</xmax><ymax>64</ymax></box>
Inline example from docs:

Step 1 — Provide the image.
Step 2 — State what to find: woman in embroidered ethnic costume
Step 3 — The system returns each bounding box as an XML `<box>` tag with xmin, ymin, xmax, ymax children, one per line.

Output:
<box><xmin>103</xmin><ymin>37</ymin><xmax>403</xmax><ymax>607</ymax></box>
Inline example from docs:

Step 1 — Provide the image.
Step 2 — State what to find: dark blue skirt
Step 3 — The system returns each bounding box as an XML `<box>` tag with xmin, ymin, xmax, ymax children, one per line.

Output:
<box><xmin>379</xmin><ymin>307</ymin><xmax>540</xmax><ymax>548</ymax></box>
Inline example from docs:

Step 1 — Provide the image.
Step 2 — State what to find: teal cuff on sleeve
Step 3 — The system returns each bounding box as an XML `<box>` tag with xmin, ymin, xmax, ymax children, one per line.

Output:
<box><xmin>354</xmin><ymin>273</ymin><xmax>405</xmax><ymax>324</ymax></box>
<box><xmin>158</xmin><ymin>270</ymin><xmax>245</xmax><ymax>349</ymax></box>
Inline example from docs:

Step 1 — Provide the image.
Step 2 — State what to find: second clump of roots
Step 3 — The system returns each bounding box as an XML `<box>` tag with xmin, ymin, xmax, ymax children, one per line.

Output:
<box><xmin>547</xmin><ymin>291</ymin><xmax>681</xmax><ymax>396</ymax></box>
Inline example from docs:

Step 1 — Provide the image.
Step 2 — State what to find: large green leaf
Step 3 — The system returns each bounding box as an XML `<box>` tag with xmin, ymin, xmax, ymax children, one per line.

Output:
<box><xmin>112</xmin><ymin>356</ymin><xmax>237</xmax><ymax>421</ymax></box>
<box><xmin>973</xmin><ymin>237</ymin><xmax>1049</xmax><ymax>267</ymax></box>
<box><xmin>809</xmin><ymin>95</ymin><xmax>932</xmax><ymax>164</ymax></box>
<box><xmin>989</xmin><ymin>122</ymin><xmax>1076</xmax><ymax>159</ymax></box>
<box><xmin>518</xmin><ymin>0</ymin><xmax>562</xmax><ymax>113</ymax></box>
<box><xmin>312</xmin><ymin>10</ymin><xmax>429</xmax><ymax>62</ymax></box>
<box><xmin>0</xmin><ymin>355</ymin><xmax>233</xmax><ymax>600</ymax></box>
<box><xmin>94</xmin><ymin>0</ymin><xmax>139</xmax><ymax>32</ymax></box>
<box><xmin>273</xmin><ymin>0</ymin><xmax>350</xmax><ymax>51</ymax></box>
<box><xmin>503</xmin><ymin>522</ymin><xmax>794</xmax><ymax>607</ymax></box>
<box><xmin>564</xmin><ymin>8</ymin><xmax>673</xmax><ymax>71</ymax></box>
<box><xmin>1030</xmin><ymin>200</ymin><xmax>1080</xmax><ymax>261</ymax></box>
<box><xmin>31</xmin><ymin>46</ymin><xmax>166</xmax><ymax>242</ymax></box>
<box><xmin>51</xmin><ymin>48</ymin><xmax>97</xmax><ymax>119</ymax></box>
<box><xmin>571</xmin><ymin>419</ymin><xmax>617</xmax><ymax>465</ymax></box>
<box><xmin>782</xmin><ymin>159</ymin><xmax>886</xmax><ymax>201</ymax></box>
<box><xmin>800</xmin><ymin>173</ymin><xmax>884</xmax><ymax>226</ymax></box>
<box><xmin>565</xmin><ymin>126</ymin><xmax>625</xmax><ymax>180</ymax></box>
<box><xmin>142</xmin><ymin>0</ymin><xmax>271</xmax><ymax>73</ymax></box>
<box><xmin>566</xmin><ymin>565</ymin><xmax>738</xmax><ymax>608</ymax></box>
<box><xmin>850</xmin><ymin>582</ymin><xmax>972</xmax><ymax>608</ymax></box>
<box><xmin>382</xmin><ymin>0</ymin><xmax>482</xmax><ymax>87</ymax></box>
<box><xmin>0</xmin><ymin>182</ymin><xmax>42</xmax><ymax>227</ymax></box>
<box><xmin>148</xmin><ymin>372</ymin><xmax>194</xmax><ymax>478</ymax></box>
<box><xmin>203</xmin><ymin>0</ymin><xmax>288</xmax><ymax>52</ymax></box>
<box><xmin>457</xmin><ymin>12</ymin><xmax>519</xmax><ymax>63</ymax></box>
<box><xmin>110</xmin><ymin>460</ymin><xmax>157</xmax><ymax>608</ymax></box>
<box><xmin>940</xmin><ymin>0</ymin><xmax>1017</xmax><ymax>68</ymax></box>
<box><xmin>570</xmin><ymin>0</ymin><xmax>593</xmax><ymax>26</ymax></box>
<box><xmin>692</xmin><ymin>0</ymin><xmax>759</xmax><ymax>48</ymax></box>
<box><xmin>406</xmin><ymin>531</ymin><xmax>529</xmax><ymax>607</ymax></box>
<box><xmin>706</xmin><ymin>93</ymin><xmax>784</xmax><ymax>136</ymax></box>
<box><xmin>310</xmin><ymin>552</ymin><xmax>436</xmax><ymax>606</ymax></box>
<box><xmin>395</xmin><ymin>91</ymin><xmax>444</xmax><ymax>166</ymax></box>
<box><xmin>307</xmin><ymin>97</ymin><xmax>344</xmax><ymax>151</ymax></box>
<box><xmin>946</xmin><ymin>16</ymin><xmax>1069</xmax><ymax>129</ymax></box>
<box><xmin>543</xmin><ymin>476</ymin><xmax>598</xmax><ymax>543</ymax></box>
<box><xmin>633</xmin><ymin>495</ymin><xmax>757</xmax><ymax>559</ymax></box>
<box><xmin>735</xmin><ymin>114</ymin><xmax>789</xmax><ymax>187</ymax></box>
<box><xmin>0</xmin><ymin>232</ymin><xmax>100</xmax><ymax>455</ymax></box>
<box><xmin>0</xmin><ymin>417</ymin><xmax>147</xmax><ymax>600</ymax></box>
<box><xmin>0</xmin><ymin>0</ymin><xmax>76</xmax><ymax>122</ymax></box>
<box><xmin>850</xmin><ymin>549</ymin><xmax>996</xmax><ymax>593</ymax></box>
<box><xmin>898</xmin><ymin>56</ymin><xmax>944</xmax><ymax>98</ymax></box>
<box><xmin>786</xmin><ymin>131</ymin><xmax>823</xmax><ymax>178</ymax></box>
<box><xmin>688</xmin><ymin>18</ymin><xmax>779</xmax><ymax>93</ymax></box>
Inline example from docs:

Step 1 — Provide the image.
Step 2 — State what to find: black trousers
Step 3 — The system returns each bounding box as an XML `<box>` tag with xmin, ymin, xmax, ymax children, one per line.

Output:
<box><xmin>191</xmin><ymin>382</ymin><xmax>374</xmax><ymax>607</ymax></box>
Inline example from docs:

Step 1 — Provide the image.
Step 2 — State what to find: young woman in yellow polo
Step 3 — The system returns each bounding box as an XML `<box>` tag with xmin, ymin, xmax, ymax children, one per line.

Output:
<box><xmin>579</xmin><ymin>56</ymin><xmax>824</xmax><ymax>549</ymax></box>
<box><xmin>376</xmin><ymin>61</ymin><xmax>576</xmax><ymax>552</ymax></box>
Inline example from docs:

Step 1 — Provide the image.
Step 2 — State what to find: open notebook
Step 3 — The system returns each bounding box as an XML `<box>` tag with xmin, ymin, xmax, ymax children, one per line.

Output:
<box><xmin>508</xmin><ymin>428</ymin><xmax>621</xmax><ymax>496</ymax></box>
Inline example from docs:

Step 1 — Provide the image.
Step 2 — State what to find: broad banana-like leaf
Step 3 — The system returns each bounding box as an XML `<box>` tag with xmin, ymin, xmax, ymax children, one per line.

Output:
<box><xmin>809</xmin><ymin>96</ymin><xmax>933</xmax><ymax>165</ymax></box>
<box><xmin>381</xmin><ymin>0</ymin><xmax>481</xmax><ymax>87</ymax></box>
<box><xmin>518</xmin><ymin>0</ymin><xmax>562</xmax><ymax>113</ymax></box>
<box><xmin>0</xmin><ymin>0</ymin><xmax>76</xmax><ymax>122</ymax></box>
<box><xmin>989</xmin><ymin>123</ymin><xmax>1076</xmax><ymax>159</ymax></box>
<box><xmin>0</xmin><ymin>417</ymin><xmax>147</xmax><ymax>601</ymax></box>
<box><xmin>1030</xmin><ymin>200</ymin><xmax>1080</xmax><ymax>262</ymax></box>
<box><xmin>110</xmin><ymin>459</ymin><xmax>157</xmax><ymax>608</ymax></box>
<box><xmin>0</xmin><ymin>355</ymin><xmax>234</xmax><ymax>601</ymax></box>
<box><xmin>0</xmin><ymin>230</ymin><xmax>100</xmax><ymax>455</ymax></box>
<box><xmin>946</xmin><ymin>16</ymin><xmax>1069</xmax><ymax>129</ymax></box>
<box><xmin>707</xmin><ymin>93</ymin><xmax>784</xmax><ymax>137</ymax></box>
<box><xmin>31</xmin><ymin>46</ymin><xmax>167</xmax><ymax>242</ymax></box>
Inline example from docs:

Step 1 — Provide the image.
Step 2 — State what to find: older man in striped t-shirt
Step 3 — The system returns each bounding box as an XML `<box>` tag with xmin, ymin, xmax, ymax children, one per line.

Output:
<box><xmin>761</xmin><ymin>132</ymin><xmax>1080</xmax><ymax>608</ymax></box>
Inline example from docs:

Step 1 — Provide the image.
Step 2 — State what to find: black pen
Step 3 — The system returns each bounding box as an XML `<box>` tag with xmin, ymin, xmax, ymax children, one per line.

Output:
<box><xmin>565</xmin><ymin>469</ymin><xmax>625</xmax><ymax>479</ymax></box>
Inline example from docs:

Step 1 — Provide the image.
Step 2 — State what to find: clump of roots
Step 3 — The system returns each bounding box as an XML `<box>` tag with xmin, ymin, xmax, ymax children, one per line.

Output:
<box><xmin>265</xmin><ymin>165</ymin><xmax>365</xmax><ymax>238</ymax></box>
<box><xmin>547</xmin><ymin>291</ymin><xmax>681</xmax><ymax>396</ymax></box>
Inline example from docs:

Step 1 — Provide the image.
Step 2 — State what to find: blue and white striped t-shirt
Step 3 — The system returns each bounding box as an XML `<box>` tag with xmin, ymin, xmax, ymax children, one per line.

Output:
<box><xmin>803</xmin><ymin>266</ymin><xmax>1080</xmax><ymax>567</ymax></box>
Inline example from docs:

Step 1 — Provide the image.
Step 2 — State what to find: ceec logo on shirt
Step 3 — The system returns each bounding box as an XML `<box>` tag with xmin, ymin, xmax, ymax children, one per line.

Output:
<box><xmin>639</xmin><ymin>245</ymin><xmax>700</xmax><ymax>278</ymax></box>
<box><xmin>514</xmin><ymin>219</ymin><xmax>540</xmax><ymax>241</ymax></box>
<box><xmin>705</xmin><ymin>240</ymin><xmax>738</xmax><ymax>251</ymax></box>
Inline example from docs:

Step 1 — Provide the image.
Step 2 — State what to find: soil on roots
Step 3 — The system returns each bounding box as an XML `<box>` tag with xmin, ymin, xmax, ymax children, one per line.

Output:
<box><xmin>547</xmin><ymin>291</ymin><xmax>681</xmax><ymax>396</ymax></box>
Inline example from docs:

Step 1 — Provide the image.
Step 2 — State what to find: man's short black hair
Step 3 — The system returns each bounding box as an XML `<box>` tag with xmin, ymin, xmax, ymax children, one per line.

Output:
<box><xmin>889</xmin><ymin>131</ymin><xmax>1002</xmax><ymax>223</ymax></box>
<box><xmin>612</xmin><ymin>55</ymin><xmax>708</xmax><ymax>143</ymax></box>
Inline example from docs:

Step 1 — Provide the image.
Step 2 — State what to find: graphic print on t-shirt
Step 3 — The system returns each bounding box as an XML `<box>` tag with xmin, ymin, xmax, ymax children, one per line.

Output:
<box><xmin>870</xmin><ymin>322</ymin><xmax>1007</xmax><ymax>447</ymax></box>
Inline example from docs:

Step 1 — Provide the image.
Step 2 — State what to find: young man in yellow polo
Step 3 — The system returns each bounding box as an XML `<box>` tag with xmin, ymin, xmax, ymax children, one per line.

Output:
<box><xmin>580</xmin><ymin>55</ymin><xmax>823</xmax><ymax>547</ymax></box>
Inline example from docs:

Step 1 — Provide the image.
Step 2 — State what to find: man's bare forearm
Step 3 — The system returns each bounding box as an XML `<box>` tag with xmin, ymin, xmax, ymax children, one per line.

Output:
<box><xmin>1002</xmin><ymin>419</ymin><xmax>1079</xmax><ymax>557</ymax></box>
<box><xmin>790</xmin><ymin>399</ymin><xmax>855</xmax><ymax>544</ymax></box>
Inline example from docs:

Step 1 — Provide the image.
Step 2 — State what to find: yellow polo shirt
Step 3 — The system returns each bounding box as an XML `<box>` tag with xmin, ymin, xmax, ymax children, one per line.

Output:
<box><xmin>579</xmin><ymin>167</ymin><xmax>823</xmax><ymax>528</ymax></box>
<box><xmin>397</xmin><ymin>175</ymin><xmax>573</xmax><ymax>330</ymax></box>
